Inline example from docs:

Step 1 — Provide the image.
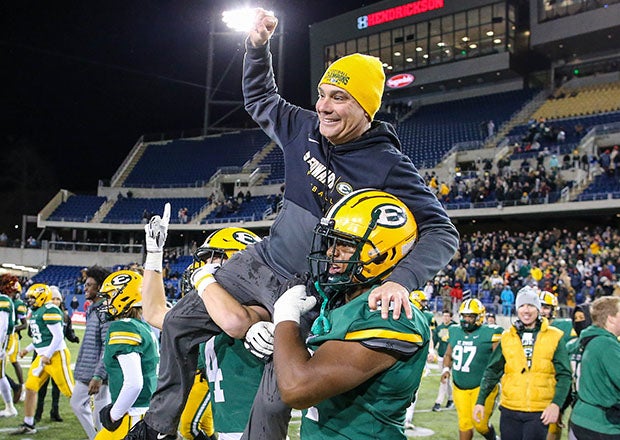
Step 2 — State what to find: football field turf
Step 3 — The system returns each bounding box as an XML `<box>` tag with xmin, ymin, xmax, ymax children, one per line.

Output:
<box><xmin>1</xmin><ymin>327</ymin><xmax>570</xmax><ymax>439</ymax></box>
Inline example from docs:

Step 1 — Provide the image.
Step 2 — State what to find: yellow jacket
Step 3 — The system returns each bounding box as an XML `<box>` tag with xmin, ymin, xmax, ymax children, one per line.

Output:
<box><xmin>500</xmin><ymin>318</ymin><xmax>563</xmax><ymax>411</ymax></box>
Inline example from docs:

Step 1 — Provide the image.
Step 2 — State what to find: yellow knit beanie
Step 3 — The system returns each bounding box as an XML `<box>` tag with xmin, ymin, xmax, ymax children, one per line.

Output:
<box><xmin>319</xmin><ymin>53</ymin><xmax>385</xmax><ymax>120</ymax></box>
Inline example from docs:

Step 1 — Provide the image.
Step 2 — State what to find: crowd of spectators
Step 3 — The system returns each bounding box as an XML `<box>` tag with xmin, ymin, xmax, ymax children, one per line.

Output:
<box><xmin>424</xmin><ymin>156</ymin><xmax>566</xmax><ymax>207</ymax></box>
<box><xmin>423</xmin><ymin>225</ymin><xmax>620</xmax><ymax>316</ymax></box>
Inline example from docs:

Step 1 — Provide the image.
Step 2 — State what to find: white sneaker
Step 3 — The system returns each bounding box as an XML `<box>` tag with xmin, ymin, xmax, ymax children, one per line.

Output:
<box><xmin>0</xmin><ymin>406</ymin><xmax>18</xmax><ymax>417</ymax></box>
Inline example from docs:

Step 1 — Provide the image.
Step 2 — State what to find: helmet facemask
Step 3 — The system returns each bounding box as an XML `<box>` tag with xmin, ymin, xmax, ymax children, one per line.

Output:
<box><xmin>308</xmin><ymin>213</ymin><xmax>387</xmax><ymax>299</ymax></box>
<box><xmin>459</xmin><ymin>299</ymin><xmax>486</xmax><ymax>332</ymax></box>
<box><xmin>96</xmin><ymin>271</ymin><xmax>142</xmax><ymax>322</ymax></box>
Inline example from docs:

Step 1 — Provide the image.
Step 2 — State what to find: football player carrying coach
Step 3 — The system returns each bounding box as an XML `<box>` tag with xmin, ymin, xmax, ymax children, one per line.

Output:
<box><xmin>129</xmin><ymin>7</ymin><xmax>459</xmax><ymax>440</ymax></box>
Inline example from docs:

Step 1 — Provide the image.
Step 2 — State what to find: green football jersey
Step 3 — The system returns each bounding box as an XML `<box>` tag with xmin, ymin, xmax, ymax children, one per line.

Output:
<box><xmin>104</xmin><ymin>318</ymin><xmax>160</xmax><ymax>408</ymax></box>
<box><xmin>551</xmin><ymin>318</ymin><xmax>576</xmax><ymax>346</ymax></box>
<box><xmin>448</xmin><ymin>323</ymin><xmax>504</xmax><ymax>389</ymax></box>
<box><xmin>13</xmin><ymin>298</ymin><xmax>28</xmax><ymax>320</ymax></box>
<box><xmin>301</xmin><ymin>290</ymin><xmax>430</xmax><ymax>440</ymax></box>
<box><xmin>0</xmin><ymin>293</ymin><xmax>15</xmax><ymax>336</ymax></box>
<box><xmin>434</xmin><ymin>322</ymin><xmax>457</xmax><ymax>357</ymax></box>
<box><xmin>204</xmin><ymin>333</ymin><xmax>264</xmax><ymax>433</ymax></box>
<box><xmin>29</xmin><ymin>303</ymin><xmax>64</xmax><ymax>349</ymax></box>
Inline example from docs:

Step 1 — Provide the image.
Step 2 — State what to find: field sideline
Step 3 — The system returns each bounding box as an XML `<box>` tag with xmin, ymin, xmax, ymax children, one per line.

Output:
<box><xmin>0</xmin><ymin>326</ymin><xmax>570</xmax><ymax>439</ymax></box>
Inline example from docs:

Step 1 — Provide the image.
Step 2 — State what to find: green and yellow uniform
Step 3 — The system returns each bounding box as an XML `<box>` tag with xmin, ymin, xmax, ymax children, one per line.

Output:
<box><xmin>7</xmin><ymin>297</ymin><xmax>27</xmax><ymax>363</ymax></box>
<box><xmin>300</xmin><ymin>290</ymin><xmax>430</xmax><ymax>440</ymax></box>
<box><xmin>434</xmin><ymin>321</ymin><xmax>456</xmax><ymax>358</ymax></box>
<box><xmin>448</xmin><ymin>323</ymin><xmax>503</xmax><ymax>433</ymax></box>
<box><xmin>96</xmin><ymin>318</ymin><xmax>159</xmax><ymax>440</ymax></box>
<box><xmin>25</xmin><ymin>303</ymin><xmax>74</xmax><ymax>395</ymax></box>
<box><xmin>205</xmin><ymin>333</ymin><xmax>265</xmax><ymax>435</ymax></box>
<box><xmin>179</xmin><ymin>342</ymin><xmax>215</xmax><ymax>440</ymax></box>
<box><xmin>0</xmin><ymin>293</ymin><xmax>14</xmax><ymax>377</ymax></box>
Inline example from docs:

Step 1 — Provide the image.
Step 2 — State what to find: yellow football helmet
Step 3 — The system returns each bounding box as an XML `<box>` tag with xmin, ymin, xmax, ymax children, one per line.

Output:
<box><xmin>194</xmin><ymin>227</ymin><xmax>261</xmax><ymax>262</ymax></box>
<box><xmin>25</xmin><ymin>283</ymin><xmax>53</xmax><ymax>308</ymax></box>
<box><xmin>459</xmin><ymin>298</ymin><xmax>486</xmax><ymax>331</ymax></box>
<box><xmin>97</xmin><ymin>270</ymin><xmax>143</xmax><ymax>321</ymax></box>
<box><xmin>410</xmin><ymin>290</ymin><xmax>428</xmax><ymax>311</ymax></box>
<box><xmin>539</xmin><ymin>290</ymin><xmax>558</xmax><ymax>318</ymax></box>
<box><xmin>180</xmin><ymin>227</ymin><xmax>261</xmax><ymax>296</ymax></box>
<box><xmin>308</xmin><ymin>189</ymin><xmax>418</xmax><ymax>292</ymax></box>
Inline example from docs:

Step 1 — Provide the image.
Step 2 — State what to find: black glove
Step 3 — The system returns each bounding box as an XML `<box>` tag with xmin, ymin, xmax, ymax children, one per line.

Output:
<box><xmin>99</xmin><ymin>403</ymin><xmax>123</xmax><ymax>432</ymax></box>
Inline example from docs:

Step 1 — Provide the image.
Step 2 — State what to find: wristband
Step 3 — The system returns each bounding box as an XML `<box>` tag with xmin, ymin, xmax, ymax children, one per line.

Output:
<box><xmin>92</xmin><ymin>375</ymin><xmax>102</xmax><ymax>381</ymax></box>
<box><xmin>442</xmin><ymin>367</ymin><xmax>451</xmax><ymax>374</ymax></box>
<box><xmin>195</xmin><ymin>274</ymin><xmax>217</xmax><ymax>295</ymax></box>
<box><xmin>144</xmin><ymin>252</ymin><xmax>163</xmax><ymax>272</ymax></box>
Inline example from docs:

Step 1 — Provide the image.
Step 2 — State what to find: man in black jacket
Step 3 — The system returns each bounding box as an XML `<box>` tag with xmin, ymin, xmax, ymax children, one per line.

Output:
<box><xmin>127</xmin><ymin>9</ymin><xmax>459</xmax><ymax>440</ymax></box>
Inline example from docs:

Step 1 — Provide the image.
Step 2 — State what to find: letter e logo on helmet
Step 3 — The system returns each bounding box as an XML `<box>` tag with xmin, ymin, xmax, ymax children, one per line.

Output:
<box><xmin>374</xmin><ymin>204</ymin><xmax>407</xmax><ymax>228</ymax></box>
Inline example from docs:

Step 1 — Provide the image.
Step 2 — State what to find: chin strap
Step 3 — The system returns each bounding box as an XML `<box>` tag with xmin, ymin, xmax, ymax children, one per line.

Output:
<box><xmin>311</xmin><ymin>281</ymin><xmax>332</xmax><ymax>336</ymax></box>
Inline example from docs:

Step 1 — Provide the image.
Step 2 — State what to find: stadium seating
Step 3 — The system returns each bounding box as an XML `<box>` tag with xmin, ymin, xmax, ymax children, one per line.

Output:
<box><xmin>103</xmin><ymin>198</ymin><xmax>208</xmax><ymax>224</ymax></box>
<box><xmin>203</xmin><ymin>196</ymin><xmax>270</xmax><ymax>224</ymax></box>
<box><xmin>48</xmin><ymin>195</ymin><xmax>107</xmax><ymax>222</ymax></box>
<box><xmin>396</xmin><ymin>89</ymin><xmax>539</xmax><ymax>168</ymax></box>
<box><xmin>258</xmin><ymin>147</ymin><xmax>285</xmax><ymax>183</ymax></box>
<box><xmin>577</xmin><ymin>173</ymin><xmax>620</xmax><ymax>201</ymax></box>
<box><xmin>532</xmin><ymin>81</ymin><xmax>620</xmax><ymax>120</ymax></box>
<box><xmin>123</xmin><ymin>130</ymin><xmax>270</xmax><ymax>187</ymax></box>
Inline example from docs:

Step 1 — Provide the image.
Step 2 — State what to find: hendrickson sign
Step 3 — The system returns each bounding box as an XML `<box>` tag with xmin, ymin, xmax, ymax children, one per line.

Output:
<box><xmin>357</xmin><ymin>0</ymin><xmax>445</xmax><ymax>29</ymax></box>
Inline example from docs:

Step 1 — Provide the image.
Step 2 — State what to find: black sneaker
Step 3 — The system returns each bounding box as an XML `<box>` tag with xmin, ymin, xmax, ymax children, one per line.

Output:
<box><xmin>446</xmin><ymin>400</ymin><xmax>455</xmax><ymax>409</ymax></box>
<box><xmin>432</xmin><ymin>403</ymin><xmax>441</xmax><ymax>412</ymax></box>
<box><xmin>124</xmin><ymin>419</ymin><xmax>177</xmax><ymax>440</ymax></box>
<box><xmin>11</xmin><ymin>423</ymin><xmax>37</xmax><ymax>435</ymax></box>
<box><xmin>50</xmin><ymin>411</ymin><xmax>64</xmax><ymax>422</ymax></box>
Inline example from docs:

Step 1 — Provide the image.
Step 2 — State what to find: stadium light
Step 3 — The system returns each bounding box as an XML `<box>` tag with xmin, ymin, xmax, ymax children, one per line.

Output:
<box><xmin>222</xmin><ymin>8</ymin><xmax>274</xmax><ymax>32</ymax></box>
<box><xmin>203</xmin><ymin>8</ymin><xmax>283</xmax><ymax>134</ymax></box>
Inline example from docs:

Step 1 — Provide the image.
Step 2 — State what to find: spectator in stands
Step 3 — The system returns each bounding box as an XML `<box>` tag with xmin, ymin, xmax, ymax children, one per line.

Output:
<box><xmin>450</xmin><ymin>282</ymin><xmax>464</xmax><ymax>316</ymax></box>
<box><xmin>568</xmin><ymin>296</ymin><xmax>620</xmax><ymax>439</ymax></box>
<box><xmin>549</xmin><ymin>155</ymin><xmax>560</xmax><ymax>172</ymax></box>
<box><xmin>0</xmin><ymin>232</ymin><xmax>8</xmax><ymax>246</ymax></box>
<box><xmin>611</xmin><ymin>145</ymin><xmax>620</xmax><ymax>178</ymax></box>
<box><xmin>125</xmin><ymin>9</ymin><xmax>459</xmax><ymax>440</ymax></box>
<box><xmin>70</xmin><ymin>295</ymin><xmax>79</xmax><ymax>314</ymax></box>
<box><xmin>70</xmin><ymin>265</ymin><xmax>112</xmax><ymax>440</ymax></box>
<box><xmin>600</xmin><ymin>149</ymin><xmax>612</xmax><ymax>176</ymax></box>
<box><xmin>500</xmin><ymin>283</ymin><xmax>515</xmax><ymax>316</ymax></box>
<box><xmin>487</xmin><ymin>120</ymin><xmax>495</xmax><ymax>137</ymax></box>
<box><xmin>245</xmin><ymin>189</ymin><xmax>252</xmax><ymax>202</ymax></box>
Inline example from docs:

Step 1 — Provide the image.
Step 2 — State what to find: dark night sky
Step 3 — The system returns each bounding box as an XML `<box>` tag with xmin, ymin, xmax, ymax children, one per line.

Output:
<box><xmin>3</xmin><ymin>0</ymin><xmax>385</xmax><ymax>195</ymax></box>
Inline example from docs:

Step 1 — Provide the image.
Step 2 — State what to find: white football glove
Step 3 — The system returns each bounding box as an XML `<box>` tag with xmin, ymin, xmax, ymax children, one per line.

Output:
<box><xmin>144</xmin><ymin>203</ymin><xmax>171</xmax><ymax>253</ymax></box>
<box><xmin>273</xmin><ymin>284</ymin><xmax>317</xmax><ymax>326</ymax></box>
<box><xmin>143</xmin><ymin>203</ymin><xmax>171</xmax><ymax>272</ymax></box>
<box><xmin>244</xmin><ymin>321</ymin><xmax>275</xmax><ymax>361</ymax></box>
<box><xmin>190</xmin><ymin>263</ymin><xmax>221</xmax><ymax>295</ymax></box>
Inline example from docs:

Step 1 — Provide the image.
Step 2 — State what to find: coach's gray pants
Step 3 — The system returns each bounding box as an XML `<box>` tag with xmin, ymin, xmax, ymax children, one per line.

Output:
<box><xmin>70</xmin><ymin>380</ymin><xmax>111</xmax><ymax>440</ymax></box>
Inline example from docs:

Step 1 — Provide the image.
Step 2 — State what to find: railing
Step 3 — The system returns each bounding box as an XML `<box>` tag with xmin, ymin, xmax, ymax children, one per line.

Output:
<box><xmin>48</xmin><ymin>241</ymin><xmax>143</xmax><ymax>253</ymax></box>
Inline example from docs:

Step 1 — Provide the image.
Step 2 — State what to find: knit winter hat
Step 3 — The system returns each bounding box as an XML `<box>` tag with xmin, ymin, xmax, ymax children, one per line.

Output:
<box><xmin>319</xmin><ymin>54</ymin><xmax>385</xmax><ymax>120</ymax></box>
<box><xmin>50</xmin><ymin>285</ymin><xmax>63</xmax><ymax>301</ymax></box>
<box><xmin>515</xmin><ymin>286</ymin><xmax>541</xmax><ymax>310</ymax></box>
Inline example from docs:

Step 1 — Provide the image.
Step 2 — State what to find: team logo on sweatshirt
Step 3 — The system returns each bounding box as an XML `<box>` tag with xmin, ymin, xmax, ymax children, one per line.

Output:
<box><xmin>336</xmin><ymin>182</ymin><xmax>353</xmax><ymax>196</ymax></box>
